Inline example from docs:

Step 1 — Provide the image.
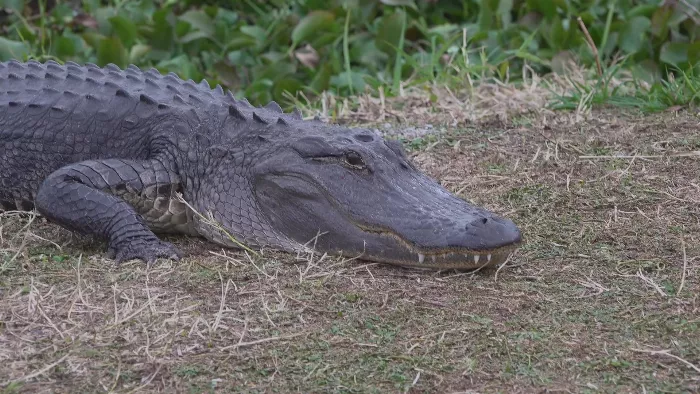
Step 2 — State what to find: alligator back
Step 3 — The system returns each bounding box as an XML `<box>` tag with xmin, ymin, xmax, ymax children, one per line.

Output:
<box><xmin>0</xmin><ymin>60</ymin><xmax>233</xmax><ymax>208</ymax></box>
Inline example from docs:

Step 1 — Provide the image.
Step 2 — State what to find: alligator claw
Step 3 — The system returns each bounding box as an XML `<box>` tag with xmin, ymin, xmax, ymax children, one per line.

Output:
<box><xmin>106</xmin><ymin>238</ymin><xmax>182</xmax><ymax>265</ymax></box>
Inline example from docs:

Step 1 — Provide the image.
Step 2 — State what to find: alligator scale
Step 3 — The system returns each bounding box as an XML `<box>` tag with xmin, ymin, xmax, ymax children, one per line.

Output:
<box><xmin>0</xmin><ymin>60</ymin><xmax>521</xmax><ymax>270</ymax></box>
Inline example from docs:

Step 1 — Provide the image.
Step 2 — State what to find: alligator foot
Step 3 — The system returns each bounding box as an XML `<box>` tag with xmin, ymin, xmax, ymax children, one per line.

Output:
<box><xmin>106</xmin><ymin>237</ymin><xmax>181</xmax><ymax>265</ymax></box>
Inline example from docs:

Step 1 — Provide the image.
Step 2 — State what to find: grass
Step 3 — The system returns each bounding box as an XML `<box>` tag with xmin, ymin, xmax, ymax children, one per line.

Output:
<box><xmin>548</xmin><ymin>60</ymin><xmax>700</xmax><ymax>115</ymax></box>
<box><xmin>1</xmin><ymin>67</ymin><xmax>700</xmax><ymax>392</ymax></box>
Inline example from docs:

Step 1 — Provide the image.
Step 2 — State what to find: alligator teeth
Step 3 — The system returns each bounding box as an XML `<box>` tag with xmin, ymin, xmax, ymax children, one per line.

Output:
<box><xmin>473</xmin><ymin>255</ymin><xmax>480</xmax><ymax>264</ymax></box>
<box><xmin>487</xmin><ymin>254</ymin><xmax>492</xmax><ymax>263</ymax></box>
<box><xmin>418</xmin><ymin>254</ymin><xmax>425</xmax><ymax>264</ymax></box>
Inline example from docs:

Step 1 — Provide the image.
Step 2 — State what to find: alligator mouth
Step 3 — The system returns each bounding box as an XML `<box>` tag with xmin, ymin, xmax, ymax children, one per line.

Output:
<box><xmin>352</xmin><ymin>222</ymin><xmax>521</xmax><ymax>270</ymax></box>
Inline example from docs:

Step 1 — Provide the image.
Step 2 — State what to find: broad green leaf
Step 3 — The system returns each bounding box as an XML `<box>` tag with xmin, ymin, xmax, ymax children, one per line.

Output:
<box><xmin>109</xmin><ymin>16</ymin><xmax>138</xmax><ymax>47</ymax></box>
<box><xmin>121</xmin><ymin>0</ymin><xmax>155</xmax><ymax>24</ymax></box>
<box><xmin>0</xmin><ymin>0</ymin><xmax>24</xmax><ymax>13</ymax></box>
<box><xmin>273</xmin><ymin>78</ymin><xmax>304</xmax><ymax>102</ymax></box>
<box><xmin>380</xmin><ymin>0</ymin><xmax>418</xmax><ymax>9</ymax></box>
<box><xmin>53</xmin><ymin>31</ymin><xmax>85</xmax><ymax>59</ymax></box>
<box><xmin>51</xmin><ymin>3</ymin><xmax>74</xmax><ymax>22</ymax></box>
<box><xmin>375</xmin><ymin>11</ymin><xmax>404</xmax><ymax>56</ymax></box>
<box><xmin>179</xmin><ymin>31</ymin><xmax>213</xmax><ymax>44</ymax></box>
<box><xmin>254</xmin><ymin>61</ymin><xmax>296</xmax><ymax>82</ymax></box>
<box><xmin>96</xmin><ymin>36</ymin><xmax>128</xmax><ymax>67</ymax></box>
<box><xmin>549</xmin><ymin>17</ymin><xmax>567</xmax><ymax>50</ymax></box>
<box><xmin>497</xmin><ymin>0</ymin><xmax>514</xmax><ymax>14</ymax></box>
<box><xmin>260</xmin><ymin>51</ymin><xmax>287</xmax><ymax>64</ymax></box>
<box><xmin>619</xmin><ymin>16</ymin><xmax>651</xmax><ymax>54</ymax></box>
<box><xmin>93</xmin><ymin>7</ymin><xmax>118</xmax><ymax>35</ymax></box>
<box><xmin>518</xmin><ymin>11</ymin><xmax>542</xmax><ymax>31</ymax></box>
<box><xmin>477</xmin><ymin>1</ymin><xmax>493</xmax><ymax>31</ymax></box>
<box><xmin>157</xmin><ymin>55</ymin><xmax>200</xmax><ymax>80</ymax></box>
<box><xmin>427</xmin><ymin>24</ymin><xmax>460</xmax><ymax>39</ymax></box>
<box><xmin>330</xmin><ymin>70</ymin><xmax>366</xmax><ymax>92</ymax></box>
<box><xmin>309</xmin><ymin>63</ymin><xmax>333</xmax><ymax>93</ymax></box>
<box><xmin>630</xmin><ymin>59</ymin><xmax>661</xmax><ymax>84</ymax></box>
<box><xmin>311</xmin><ymin>31</ymin><xmax>341</xmax><ymax>49</ymax></box>
<box><xmin>497</xmin><ymin>0</ymin><xmax>514</xmax><ymax>27</ymax></box>
<box><xmin>213</xmin><ymin>60</ymin><xmax>240</xmax><ymax>87</ymax></box>
<box><xmin>129</xmin><ymin>44</ymin><xmax>151</xmax><ymax>63</ymax></box>
<box><xmin>688</xmin><ymin>41</ymin><xmax>700</xmax><ymax>65</ymax></box>
<box><xmin>352</xmin><ymin>39</ymin><xmax>387</xmax><ymax>68</ymax></box>
<box><xmin>627</xmin><ymin>4</ymin><xmax>659</xmax><ymax>19</ymax></box>
<box><xmin>146</xmin><ymin>9</ymin><xmax>175</xmax><ymax>51</ymax></box>
<box><xmin>81</xmin><ymin>32</ymin><xmax>104</xmax><ymax>49</ymax></box>
<box><xmin>240</xmin><ymin>25</ymin><xmax>267</xmax><ymax>43</ymax></box>
<box><xmin>527</xmin><ymin>0</ymin><xmax>556</xmax><ymax>20</ymax></box>
<box><xmin>651</xmin><ymin>5</ymin><xmax>673</xmax><ymax>40</ymax></box>
<box><xmin>659</xmin><ymin>42</ymin><xmax>688</xmax><ymax>66</ymax></box>
<box><xmin>226</xmin><ymin>35</ymin><xmax>259</xmax><ymax>51</ymax></box>
<box><xmin>179</xmin><ymin>10</ymin><xmax>215</xmax><ymax>37</ymax></box>
<box><xmin>0</xmin><ymin>37</ymin><xmax>29</xmax><ymax>61</ymax></box>
<box><xmin>292</xmin><ymin>11</ymin><xmax>336</xmax><ymax>48</ymax></box>
<box><xmin>216</xmin><ymin>8</ymin><xmax>239</xmax><ymax>25</ymax></box>
<box><xmin>54</xmin><ymin>36</ymin><xmax>77</xmax><ymax>58</ymax></box>
<box><xmin>601</xmin><ymin>31</ymin><xmax>619</xmax><ymax>59</ymax></box>
<box><xmin>175</xmin><ymin>20</ymin><xmax>192</xmax><ymax>38</ymax></box>
<box><xmin>305</xmin><ymin>0</ymin><xmax>336</xmax><ymax>9</ymax></box>
<box><xmin>244</xmin><ymin>78</ymin><xmax>274</xmax><ymax>104</ymax></box>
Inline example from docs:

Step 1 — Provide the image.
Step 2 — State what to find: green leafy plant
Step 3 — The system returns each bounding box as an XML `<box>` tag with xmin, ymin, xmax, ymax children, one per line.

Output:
<box><xmin>1</xmin><ymin>0</ymin><xmax>699</xmax><ymax>109</ymax></box>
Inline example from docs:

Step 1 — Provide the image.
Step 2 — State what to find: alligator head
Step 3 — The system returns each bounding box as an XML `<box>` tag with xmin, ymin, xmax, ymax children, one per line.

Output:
<box><xmin>202</xmin><ymin>118</ymin><xmax>522</xmax><ymax>270</ymax></box>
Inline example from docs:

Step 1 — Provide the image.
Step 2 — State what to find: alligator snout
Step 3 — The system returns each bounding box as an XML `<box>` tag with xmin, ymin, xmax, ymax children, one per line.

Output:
<box><xmin>462</xmin><ymin>215</ymin><xmax>522</xmax><ymax>251</ymax></box>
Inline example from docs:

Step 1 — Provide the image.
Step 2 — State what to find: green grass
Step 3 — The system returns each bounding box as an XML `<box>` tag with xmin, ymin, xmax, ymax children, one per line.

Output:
<box><xmin>550</xmin><ymin>61</ymin><xmax>700</xmax><ymax>113</ymax></box>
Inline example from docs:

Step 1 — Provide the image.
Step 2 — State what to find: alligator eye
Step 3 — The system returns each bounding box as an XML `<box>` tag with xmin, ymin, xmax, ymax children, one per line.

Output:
<box><xmin>345</xmin><ymin>151</ymin><xmax>365</xmax><ymax>168</ymax></box>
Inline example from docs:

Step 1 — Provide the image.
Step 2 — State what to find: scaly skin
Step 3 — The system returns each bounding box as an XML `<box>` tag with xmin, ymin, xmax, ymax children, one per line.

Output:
<box><xmin>0</xmin><ymin>60</ymin><xmax>522</xmax><ymax>270</ymax></box>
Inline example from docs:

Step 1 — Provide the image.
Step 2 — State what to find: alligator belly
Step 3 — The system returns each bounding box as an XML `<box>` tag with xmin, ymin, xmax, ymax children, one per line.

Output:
<box><xmin>115</xmin><ymin>186</ymin><xmax>199</xmax><ymax>236</ymax></box>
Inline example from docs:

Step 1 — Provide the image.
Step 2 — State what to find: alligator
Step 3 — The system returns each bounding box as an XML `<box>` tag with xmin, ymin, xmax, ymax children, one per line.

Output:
<box><xmin>0</xmin><ymin>60</ymin><xmax>521</xmax><ymax>270</ymax></box>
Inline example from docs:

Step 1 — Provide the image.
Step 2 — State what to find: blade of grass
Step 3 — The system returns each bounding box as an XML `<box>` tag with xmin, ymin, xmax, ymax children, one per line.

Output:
<box><xmin>391</xmin><ymin>8</ymin><xmax>407</xmax><ymax>95</ymax></box>
<box><xmin>600</xmin><ymin>0</ymin><xmax>616</xmax><ymax>61</ymax></box>
<box><xmin>343</xmin><ymin>7</ymin><xmax>353</xmax><ymax>96</ymax></box>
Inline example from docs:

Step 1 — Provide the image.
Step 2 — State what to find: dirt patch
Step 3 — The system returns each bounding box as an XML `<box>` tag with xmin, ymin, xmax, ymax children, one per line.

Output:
<box><xmin>1</xmin><ymin>107</ymin><xmax>699</xmax><ymax>393</ymax></box>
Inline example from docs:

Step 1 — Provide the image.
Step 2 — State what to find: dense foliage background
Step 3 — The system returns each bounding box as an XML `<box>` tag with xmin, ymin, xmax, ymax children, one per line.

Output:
<box><xmin>1</xmin><ymin>0</ymin><xmax>699</xmax><ymax>107</ymax></box>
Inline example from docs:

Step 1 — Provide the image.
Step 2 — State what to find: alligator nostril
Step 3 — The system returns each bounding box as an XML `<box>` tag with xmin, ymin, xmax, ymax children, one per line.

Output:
<box><xmin>465</xmin><ymin>217</ymin><xmax>490</xmax><ymax>231</ymax></box>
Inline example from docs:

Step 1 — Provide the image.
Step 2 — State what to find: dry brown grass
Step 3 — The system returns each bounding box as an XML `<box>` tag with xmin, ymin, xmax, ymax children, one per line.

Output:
<box><xmin>1</xmin><ymin>74</ymin><xmax>699</xmax><ymax>393</ymax></box>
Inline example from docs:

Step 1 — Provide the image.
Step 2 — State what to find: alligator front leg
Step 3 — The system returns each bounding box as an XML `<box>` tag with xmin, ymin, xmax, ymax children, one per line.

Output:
<box><xmin>35</xmin><ymin>158</ymin><xmax>183</xmax><ymax>264</ymax></box>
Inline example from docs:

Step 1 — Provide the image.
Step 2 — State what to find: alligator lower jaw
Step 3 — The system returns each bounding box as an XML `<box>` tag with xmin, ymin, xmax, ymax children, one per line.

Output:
<box><xmin>373</xmin><ymin>247</ymin><xmax>518</xmax><ymax>270</ymax></box>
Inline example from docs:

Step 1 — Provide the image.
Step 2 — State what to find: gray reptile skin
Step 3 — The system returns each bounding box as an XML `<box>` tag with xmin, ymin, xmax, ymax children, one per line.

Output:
<box><xmin>0</xmin><ymin>60</ymin><xmax>521</xmax><ymax>270</ymax></box>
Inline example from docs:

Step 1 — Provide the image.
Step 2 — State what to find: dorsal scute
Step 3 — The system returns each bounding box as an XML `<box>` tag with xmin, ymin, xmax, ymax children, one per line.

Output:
<box><xmin>252</xmin><ymin>112</ymin><xmax>267</xmax><ymax>124</ymax></box>
<box><xmin>228</xmin><ymin>105</ymin><xmax>246</xmax><ymax>121</ymax></box>
<box><xmin>139</xmin><ymin>94</ymin><xmax>156</xmax><ymax>105</ymax></box>
<box><xmin>239</xmin><ymin>97</ymin><xmax>253</xmax><ymax>108</ymax></box>
<box><xmin>264</xmin><ymin>101</ymin><xmax>283</xmax><ymax>113</ymax></box>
